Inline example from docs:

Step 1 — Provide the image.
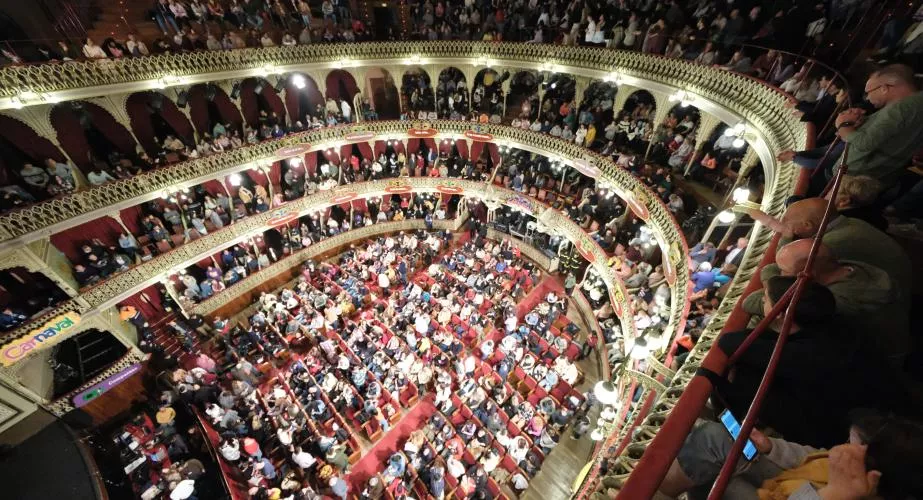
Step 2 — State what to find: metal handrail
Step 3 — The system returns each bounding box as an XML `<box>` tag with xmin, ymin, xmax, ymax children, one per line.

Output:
<box><xmin>615</xmin><ymin>139</ymin><xmax>848</xmax><ymax>499</ymax></box>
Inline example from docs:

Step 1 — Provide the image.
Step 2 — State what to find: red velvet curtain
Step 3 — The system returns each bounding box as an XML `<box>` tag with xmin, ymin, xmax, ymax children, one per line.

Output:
<box><xmin>119</xmin><ymin>205</ymin><xmax>145</xmax><ymax>235</ymax></box>
<box><xmin>339</xmin><ymin>145</ymin><xmax>352</xmax><ymax>165</ymax></box>
<box><xmin>240</xmin><ymin>79</ymin><xmax>287</xmax><ymax>127</ymax></box>
<box><xmin>51</xmin><ymin>103</ymin><xmax>135</xmax><ymax>171</ymax></box>
<box><xmin>188</xmin><ymin>85</ymin><xmax>244</xmax><ymax>134</ymax></box>
<box><xmin>487</xmin><ymin>143</ymin><xmax>501</xmax><ymax>166</ymax></box>
<box><xmin>322</xmin><ymin>149</ymin><xmax>341</xmax><ymax>165</ymax></box>
<box><xmin>284</xmin><ymin>76</ymin><xmax>324</xmax><ymax>122</ymax></box>
<box><xmin>326</xmin><ymin>70</ymin><xmax>360</xmax><ymax>100</ymax></box>
<box><xmin>51</xmin><ymin>216</ymin><xmax>124</xmax><ymax>262</ymax></box>
<box><xmin>439</xmin><ymin>140</ymin><xmax>452</xmax><ymax>156</ymax></box>
<box><xmin>127</xmin><ymin>92</ymin><xmax>195</xmax><ymax>153</ymax></box>
<box><xmin>118</xmin><ymin>285</ymin><xmax>165</xmax><ymax>321</ymax></box>
<box><xmin>356</xmin><ymin>142</ymin><xmax>373</xmax><ymax>160</ymax></box>
<box><xmin>0</xmin><ymin>115</ymin><xmax>66</xmax><ymax>164</ymax></box>
<box><xmin>374</xmin><ymin>140</ymin><xmax>385</xmax><ymax>158</ymax></box>
<box><xmin>456</xmin><ymin>139</ymin><xmax>469</xmax><ymax>159</ymax></box>
<box><xmin>246</xmin><ymin>168</ymin><xmax>268</xmax><ymax>187</ymax></box>
<box><xmin>201</xmin><ymin>179</ymin><xmax>226</xmax><ymax>197</ymax></box>
<box><xmin>423</xmin><ymin>138</ymin><xmax>437</xmax><ymax>152</ymax></box>
<box><xmin>407</xmin><ymin>138</ymin><xmax>421</xmax><ymax>154</ymax></box>
<box><xmin>268</xmin><ymin>162</ymin><xmax>282</xmax><ymax>185</ymax></box>
<box><xmin>470</xmin><ymin>141</ymin><xmax>485</xmax><ymax>163</ymax></box>
<box><xmin>306</xmin><ymin>151</ymin><xmax>318</xmax><ymax>176</ymax></box>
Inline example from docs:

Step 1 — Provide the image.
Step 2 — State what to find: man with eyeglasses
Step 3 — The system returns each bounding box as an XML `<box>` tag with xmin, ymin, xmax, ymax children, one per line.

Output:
<box><xmin>833</xmin><ymin>64</ymin><xmax>923</xmax><ymax>189</ymax></box>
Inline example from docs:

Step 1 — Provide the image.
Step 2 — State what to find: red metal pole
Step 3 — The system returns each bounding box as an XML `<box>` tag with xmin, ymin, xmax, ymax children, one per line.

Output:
<box><xmin>707</xmin><ymin>149</ymin><xmax>848</xmax><ymax>498</ymax></box>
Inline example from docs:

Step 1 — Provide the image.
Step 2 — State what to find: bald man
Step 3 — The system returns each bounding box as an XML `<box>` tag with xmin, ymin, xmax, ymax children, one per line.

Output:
<box><xmin>744</xmin><ymin>197</ymin><xmax>911</xmax><ymax>296</ymax></box>
<box><xmin>833</xmin><ymin>64</ymin><xmax>923</xmax><ymax>187</ymax></box>
<box><xmin>742</xmin><ymin>239</ymin><xmax>909</xmax><ymax>365</ymax></box>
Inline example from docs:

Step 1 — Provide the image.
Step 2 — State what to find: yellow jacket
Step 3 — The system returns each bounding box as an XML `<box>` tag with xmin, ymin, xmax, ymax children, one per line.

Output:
<box><xmin>758</xmin><ymin>452</ymin><xmax>829</xmax><ymax>500</ymax></box>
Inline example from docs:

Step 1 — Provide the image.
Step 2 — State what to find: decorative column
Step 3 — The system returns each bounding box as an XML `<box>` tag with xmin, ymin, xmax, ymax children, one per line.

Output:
<box><xmin>573</xmin><ymin>76</ymin><xmax>591</xmax><ymax>107</ymax></box>
<box><xmin>89</xmin><ymin>94</ymin><xmax>143</xmax><ymax>148</ymax></box>
<box><xmin>684</xmin><ymin>112</ymin><xmax>723</xmax><ymax>175</ymax></box>
<box><xmin>2</xmin><ymin>107</ymin><xmax>90</xmax><ymax>189</ymax></box>
<box><xmin>612</xmin><ymin>84</ymin><xmax>639</xmax><ymax>114</ymax></box>
<box><xmin>0</xmin><ymin>239</ymin><xmax>82</xmax><ymax>300</ymax></box>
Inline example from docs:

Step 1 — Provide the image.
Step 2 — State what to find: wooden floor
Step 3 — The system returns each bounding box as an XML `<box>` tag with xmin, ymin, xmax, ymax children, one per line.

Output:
<box><xmin>522</xmin><ymin>304</ymin><xmax>604</xmax><ymax>500</ymax></box>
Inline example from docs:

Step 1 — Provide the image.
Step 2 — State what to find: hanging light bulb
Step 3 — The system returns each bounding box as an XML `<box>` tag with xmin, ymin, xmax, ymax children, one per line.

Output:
<box><xmin>732</xmin><ymin>187</ymin><xmax>751</xmax><ymax>203</ymax></box>
<box><xmin>590</xmin><ymin>428</ymin><xmax>605</xmax><ymax>441</ymax></box>
<box><xmin>291</xmin><ymin>74</ymin><xmax>306</xmax><ymax>89</ymax></box>
<box><xmin>718</xmin><ymin>210</ymin><xmax>736</xmax><ymax>223</ymax></box>
<box><xmin>732</xmin><ymin>137</ymin><xmax>746</xmax><ymax>148</ymax></box>
<box><xmin>593</xmin><ymin>381</ymin><xmax>620</xmax><ymax>406</ymax></box>
<box><xmin>228</xmin><ymin>173</ymin><xmax>243</xmax><ymax>186</ymax></box>
<box><xmin>723</xmin><ymin>126</ymin><xmax>737</xmax><ymax>137</ymax></box>
<box><xmin>630</xmin><ymin>336</ymin><xmax>651</xmax><ymax>360</ymax></box>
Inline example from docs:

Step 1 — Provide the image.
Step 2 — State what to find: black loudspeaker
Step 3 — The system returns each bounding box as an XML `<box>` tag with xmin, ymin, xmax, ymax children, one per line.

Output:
<box><xmin>205</xmin><ymin>84</ymin><xmax>217</xmax><ymax>102</ymax></box>
<box><xmin>498</xmin><ymin>71</ymin><xmax>510</xmax><ymax>84</ymax></box>
<box><xmin>230</xmin><ymin>82</ymin><xmax>241</xmax><ymax>99</ymax></box>
<box><xmin>149</xmin><ymin>92</ymin><xmax>164</xmax><ymax>111</ymax></box>
<box><xmin>253</xmin><ymin>79</ymin><xmax>265</xmax><ymax>95</ymax></box>
<box><xmin>274</xmin><ymin>77</ymin><xmax>286</xmax><ymax>92</ymax></box>
<box><xmin>176</xmin><ymin>89</ymin><xmax>189</xmax><ymax>108</ymax></box>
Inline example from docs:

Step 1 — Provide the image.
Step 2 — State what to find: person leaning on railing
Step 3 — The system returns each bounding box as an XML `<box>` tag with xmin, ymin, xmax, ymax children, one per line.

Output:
<box><xmin>832</xmin><ymin>64</ymin><xmax>923</xmax><ymax>192</ymax></box>
<box><xmin>656</xmin><ymin>409</ymin><xmax>923</xmax><ymax>500</ymax></box>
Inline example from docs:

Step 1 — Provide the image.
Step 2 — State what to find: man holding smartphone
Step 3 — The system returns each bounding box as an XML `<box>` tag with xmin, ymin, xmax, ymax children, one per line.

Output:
<box><xmin>656</xmin><ymin>411</ymin><xmax>923</xmax><ymax>499</ymax></box>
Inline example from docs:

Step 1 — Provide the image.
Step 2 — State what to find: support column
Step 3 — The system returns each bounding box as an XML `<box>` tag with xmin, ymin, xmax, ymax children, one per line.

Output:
<box><xmin>573</xmin><ymin>76</ymin><xmax>591</xmax><ymax>107</ymax></box>
<box><xmin>2</xmin><ymin>107</ymin><xmax>89</xmax><ymax>189</ymax></box>
<box><xmin>89</xmin><ymin>94</ymin><xmax>142</xmax><ymax>149</ymax></box>
<box><xmin>612</xmin><ymin>84</ymin><xmax>639</xmax><ymax>114</ymax></box>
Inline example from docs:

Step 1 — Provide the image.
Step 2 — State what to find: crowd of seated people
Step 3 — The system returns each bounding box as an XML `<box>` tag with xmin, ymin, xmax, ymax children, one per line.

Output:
<box><xmin>436</xmin><ymin>70</ymin><xmax>470</xmax><ymax>120</ymax></box>
<box><xmin>122</xmin><ymin>221</ymin><xmax>604</xmax><ymax>498</ymax></box>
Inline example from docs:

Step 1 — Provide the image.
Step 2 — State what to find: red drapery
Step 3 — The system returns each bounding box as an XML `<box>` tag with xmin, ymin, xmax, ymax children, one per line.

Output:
<box><xmin>339</xmin><ymin>145</ymin><xmax>353</xmax><ymax>165</ymax></box>
<box><xmin>118</xmin><ymin>285</ymin><xmax>165</xmax><ymax>321</ymax></box>
<box><xmin>268</xmin><ymin>162</ymin><xmax>282</xmax><ymax>190</ymax></box>
<box><xmin>126</xmin><ymin>92</ymin><xmax>195</xmax><ymax>153</ymax></box>
<box><xmin>322</xmin><ymin>149</ymin><xmax>341</xmax><ymax>165</ymax></box>
<box><xmin>201</xmin><ymin>179</ymin><xmax>226</xmax><ymax>197</ymax></box>
<box><xmin>374</xmin><ymin>140</ymin><xmax>386</xmax><ymax>158</ymax></box>
<box><xmin>470</xmin><ymin>141</ymin><xmax>485</xmax><ymax>163</ymax></box>
<box><xmin>246</xmin><ymin>168</ymin><xmax>269</xmax><ymax>188</ymax></box>
<box><xmin>51</xmin><ymin>216</ymin><xmax>125</xmax><ymax>262</ymax></box>
<box><xmin>240</xmin><ymin>79</ymin><xmax>288</xmax><ymax>128</ymax></box>
<box><xmin>456</xmin><ymin>139</ymin><xmax>469</xmax><ymax>159</ymax></box>
<box><xmin>119</xmin><ymin>205</ymin><xmax>146</xmax><ymax>235</ymax></box>
<box><xmin>326</xmin><ymin>70</ymin><xmax>360</xmax><ymax>101</ymax></box>
<box><xmin>423</xmin><ymin>138</ymin><xmax>437</xmax><ymax>152</ymax></box>
<box><xmin>187</xmin><ymin>84</ymin><xmax>244</xmax><ymax>134</ymax></box>
<box><xmin>284</xmin><ymin>76</ymin><xmax>324</xmax><ymax>123</ymax></box>
<box><xmin>439</xmin><ymin>140</ymin><xmax>452</xmax><ymax>156</ymax></box>
<box><xmin>356</xmin><ymin>142</ymin><xmax>373</xmax><ymax>160</ymax></box>
<box><xmin>487</xmin><ymin>143</ymin><xmax>501</xmax><ymax>166</ymax></box>
<box><xmin>0</xmin><ymin>115</ymin><xmax>66</xmax><ymax>164</ymax></box>
<box><xmin>50</xmin><ymin>103</ymin><xmax>136</xmax><ymax>171</ymax></box>
<box><xmin>306</xmin><ymin>151</ymin><xmax>318</xmax><ymax>177</ymax></box>
<box><xmin>407</xmin><ymin>138</ymin><xmax>421</xmax><ymax>154</ymax></box>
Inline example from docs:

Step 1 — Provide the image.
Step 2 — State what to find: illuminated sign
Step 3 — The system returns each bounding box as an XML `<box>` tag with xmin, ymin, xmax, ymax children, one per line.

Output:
<box><xmin>267</xmin><ymin>209</ymin><xmax>300</xmax><ymax>227</ymax></box>
<box><xmin>384</xmin><ymin>180</ymin><xmax>413</xmax><ymax>194</ymax></box>
<box><xmin>330</xmin><ymin>191</ymin><xmax>359</xmax><ymax>204</ymax></box>
<box><xmin>73</xmin><ymin>363</ymin><xmax>141</xmax><ymax>408</ymax></box>
<box><xmin>505</xmin><ymin>195</ymin><xmax>534</xmax><ymax>214</ymax></box>
<box><xmin>408</xmin><ymin>128</ymin><xmax>438</xmax><ymax>138</ymax></box>
<box><xmin>436</xmin><ymin>182</ymin><xmax>464</xmax><ymax>195</ymax></box>
<box><xmin>1</xmin><ymin>312</ymin><xmax>82</xmax><ymax>366</ymax></box>
<box><xmin>573</xmin><ymin>159</ymin><xmax>601</xmax><ymax>178</ymax></box>
<box><xmin>345</xmin><ymin>132</ymin><xmax>376</xmax><ymax>143</ymax></box>
<box><xmin>274</xmin><ymin>143</ymin><xmax>311</xmax><ymax>158</ymax></box>
<box><xmin>464</xmin><ymin>130</ymin><xmax>493</xmax><ymax>142</ymax></box>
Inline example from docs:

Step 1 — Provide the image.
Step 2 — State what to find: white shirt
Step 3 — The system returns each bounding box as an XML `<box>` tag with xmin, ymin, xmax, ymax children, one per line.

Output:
<box><xmin>378</xmin><ymin>273</ymin><xmax>390</xmax><ymax>288</ymax></box>
<box><xmin>724</xmin><ymin>247</ymin><xmax>744</xmax><ymax>265</ymax></box>
<box><xmin>292</xmin><ymin>450</ymin><xmax>317</xmax><ymax>469</ymax></box>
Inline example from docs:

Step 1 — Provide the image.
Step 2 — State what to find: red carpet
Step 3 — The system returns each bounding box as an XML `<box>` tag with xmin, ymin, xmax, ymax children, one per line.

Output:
<box><xmin>346</xmin><ymin>397</ymin><xmax>437</xmax><ymax>493</ymax></box>
<box><xmin>515</xmin><ymin>275</ymin><xmax>565</xmax><ymax>319</ymax></box>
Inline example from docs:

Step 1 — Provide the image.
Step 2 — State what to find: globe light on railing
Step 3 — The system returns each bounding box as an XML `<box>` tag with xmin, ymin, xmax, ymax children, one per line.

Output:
<box><xmin>630</xmin><ymin>336</ymin><xmax>651</xmax><ymax>360</ymax></box>
<box><xmin>291</xmin><ymin>74</ymin><xmax>306</xmax><ymax>89</ymax></box>
<box><xmin>590</xmin><ymin>428</ymin><xmax>605</xmax><ymax>441</ymax></box>
<box><xmin>718</xmin><ymin>209</ymin><xmax>736</xmax><ymax>223</ymax></box>
<box><xmin>594</xmin><ymin>381</ymin><xmax>620</xmax><ymax>406</ymax></box>
<box><xmin>228</xmin><ymin>173</ymin><xmax>243</xmax><ymax>187</ymax></box>
<box><xmin>732</xmin><ymin>137</ymin><xmax>747</xmax><ymax>149</ymax></box>
<box><xmin>732</xmin><ymin>187</ymin><xmax>751</xmax><ymax>203</ymax></box>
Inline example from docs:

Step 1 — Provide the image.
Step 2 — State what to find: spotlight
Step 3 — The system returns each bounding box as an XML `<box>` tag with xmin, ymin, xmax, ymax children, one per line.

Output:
<box><xmin>291</xmin><ymin>74</ymin><xmax>307</xmax><ymax>89</ymax></box>
<box><xmin>732</xmin><ymin>187</ymin><xmax>750</xmax><ymax>203</ymax></box>
<box><xmin>732</xmin><ymin>137</ymin><xmax>746</xmax><ymax>148</ymax></box>
<box><xmin>228</xmin><ymin>173</ymin><xmax>243</xmax><ymax>186</ymax></box>
<box><xmin>718</xmin><ymin>210</ymin><xmax>736</xmax><ymax>223</ymax></box>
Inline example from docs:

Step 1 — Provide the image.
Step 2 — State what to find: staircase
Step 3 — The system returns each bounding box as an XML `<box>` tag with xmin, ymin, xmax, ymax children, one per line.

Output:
<box><xmin>85</xmin><ymin>0</ymin><xmax>163</xmax><ymax>44</ymax></box>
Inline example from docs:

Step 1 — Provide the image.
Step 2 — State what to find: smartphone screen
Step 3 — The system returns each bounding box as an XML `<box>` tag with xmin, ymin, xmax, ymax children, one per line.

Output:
<box><xmin>719</xmin><ymin>409</ymin><xmax>758</xmax><ymax>461</ymax></box>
